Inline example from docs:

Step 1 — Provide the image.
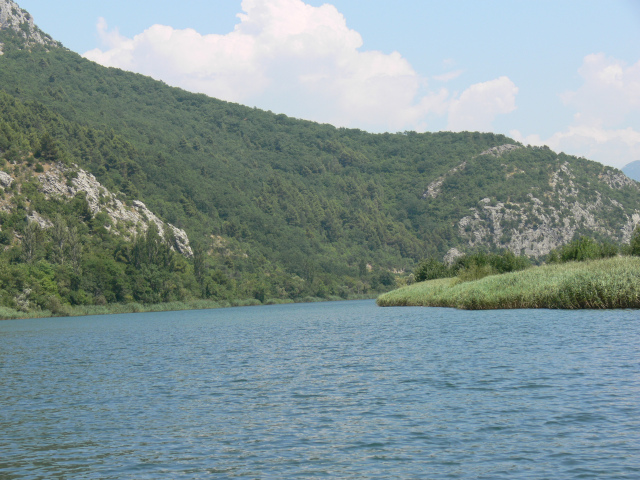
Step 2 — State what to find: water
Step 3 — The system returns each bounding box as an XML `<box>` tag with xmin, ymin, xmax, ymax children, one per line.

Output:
<box><xmin>1</xmin><ymin>300</ymin><xmax>639</xmax><ymax>479</ymax></box>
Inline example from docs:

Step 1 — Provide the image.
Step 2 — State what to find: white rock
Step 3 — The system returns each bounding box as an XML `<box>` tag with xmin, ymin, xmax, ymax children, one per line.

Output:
<box><xmin>0</xmin><ymin>0</ymin><xmax>59</xmax><ymax>49</ymax></box>
<box><xmin>35</xmin><ymin>163</ymin><xmax>192</xmax><ymax>256</ymax></box>
<box><xmin>478</xmin><ymin>144</ymin><xmax>522</xmax><ymax>157</ymax></box>
<box><xmin>0</xmin><ymin>171</ymin><xmax>12</xmax><ymax>187</ymax></box>
<box><xmin>27</xmin><ymin>211</ymin><xmax>52</xmax><ymax>229</ymax></box>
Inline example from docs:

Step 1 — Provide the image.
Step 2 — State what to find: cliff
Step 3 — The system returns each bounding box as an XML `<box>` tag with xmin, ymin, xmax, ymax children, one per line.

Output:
<box><xmin>0</xmin><ymin>161</ymin><xmax>192</xmax><ymax>256</ymax></box>
<box><xmin>0</xmin><ymin>0</ymin><xmax>59</xmax><ymax>54</ymax></box>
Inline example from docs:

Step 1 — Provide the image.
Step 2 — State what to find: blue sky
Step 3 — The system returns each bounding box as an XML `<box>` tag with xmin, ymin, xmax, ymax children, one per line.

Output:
<box><xmin>15</xmin><ymin>0</ymin><xmax>640</xmax><ymax>168</ymax></box>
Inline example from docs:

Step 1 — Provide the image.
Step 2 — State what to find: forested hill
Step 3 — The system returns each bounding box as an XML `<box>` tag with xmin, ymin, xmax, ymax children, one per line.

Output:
<box><xmin>2</xmin><ymin>0</ymin><xmax>640</xmax><ymax>308</ymax></box>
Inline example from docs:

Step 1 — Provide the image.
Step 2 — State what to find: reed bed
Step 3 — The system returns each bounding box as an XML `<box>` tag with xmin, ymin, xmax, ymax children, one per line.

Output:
<box><xmin>377</xmin><ymin>256</ymin><xmax>640</xmax><ymax>309</ymax></box>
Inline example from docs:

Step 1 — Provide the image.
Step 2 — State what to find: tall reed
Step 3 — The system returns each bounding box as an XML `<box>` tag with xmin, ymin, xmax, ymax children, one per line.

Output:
<box><xmin>377</xmin><ymin>256</ymin><xmax>640</xmax><ymax>309</ymax></box>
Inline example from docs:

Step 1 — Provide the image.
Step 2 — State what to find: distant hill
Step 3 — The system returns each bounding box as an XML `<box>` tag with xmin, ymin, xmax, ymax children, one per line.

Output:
<box><xmin>622</xmin><ymin>160</ymin><xmax>640</xmax><ymax>182</ymax></box>
<box><xmin>2</xmin><ymin>0</ymin><xmax>640</xmax><ymax>311</ymax></box>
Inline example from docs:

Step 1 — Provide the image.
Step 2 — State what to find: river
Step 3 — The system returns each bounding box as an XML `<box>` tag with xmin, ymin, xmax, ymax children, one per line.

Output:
<box><xmin>1</xmin><ymin>300</ymin><xmax>639</xmax><ymax>478</ymax></box>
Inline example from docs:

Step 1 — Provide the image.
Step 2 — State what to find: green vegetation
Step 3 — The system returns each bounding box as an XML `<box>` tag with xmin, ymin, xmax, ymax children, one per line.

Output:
<box><xmin>381</xmin><ymin>233</ymin><xmax>640</xmax><ymax>309</ymax></box>
<box><xmin>547</xmin><ymin>236</ymin><xmax>618</xmax><ymax>263</ymax></box>
<box><xmin>414</xmin><ymin>250</ymin><xmax>530</xmax><ymax>282</ymax></box>
<box><xmin>0</xmin><ymin>158</ymin><xmax>382</xmax><ymax>319</ymax></box>
<box><xmin>2</xmin><ymin>23</ymin><xmax>640</xmax><ymax>317</ymax></box>
<box><xmin>377</xmin><ymin>256</ymin><xmax>640</xmax><ymax>309</ymax></box>
<box><xmin>0</xmin><ymin>299</ymin><xmax>253</xmax><ymax>321</ymax></box>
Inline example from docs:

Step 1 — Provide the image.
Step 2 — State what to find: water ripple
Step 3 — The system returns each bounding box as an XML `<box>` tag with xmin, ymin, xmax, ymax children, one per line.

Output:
<box><xmin>1</xmin><ymin>301</ymin><xmax>639</xmax><ymax>479</ymax></box>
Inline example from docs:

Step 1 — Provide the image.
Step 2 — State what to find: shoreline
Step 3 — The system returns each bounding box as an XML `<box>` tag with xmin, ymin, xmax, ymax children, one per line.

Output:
<box><xmin>0</xmin><ymin>294</ymin><xmax>378</xmax><ymax>321</ymax></box>
<box><xmin>377</xmin><ymin>256</ymin><xmax>640</xmax><ymax>310</ymax></box>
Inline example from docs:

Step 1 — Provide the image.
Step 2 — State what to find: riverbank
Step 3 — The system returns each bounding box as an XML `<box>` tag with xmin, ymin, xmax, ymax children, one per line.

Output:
<box><xmin>377</xmin><ymin>256</ymin><xmax>640</xmax><ymax>309</ymax></box>
<box><xmin>0</xmin><ymin>294</ymin><xmax>378</xmax><ymax>321</ymax></box>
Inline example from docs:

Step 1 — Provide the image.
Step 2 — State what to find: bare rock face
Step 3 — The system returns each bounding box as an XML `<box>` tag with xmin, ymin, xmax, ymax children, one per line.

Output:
<box><xmin>36</xmin><ymin>164</ymin><xmax>193</xmax><ymax>257</ymax></box>
<box><xmin>423</xmin><ymin>161</ymin><xmax>467</xmax><ymax>199</ymax></box>
<box><xmin>443</xmin><ymin>248</ymin><xmax>464</xmax><ymax>266</ymax></box>
<box><xmin>131</xmin><ymin>200</ymin><xmax>192</xmax><ymax>257</ymax></box>
<box><xmin>0</xmin><ymin>0</ymin><xmax>60</xmax><ymax>53</ymax></box>
<box><xmin>0</xmin><ymin>171</ymin><xmax>12</xmax><ymax>187</ymax></box>
<box><xmin>599</xmin><ymin>169</ymin><xmax>639</xmax><ymax>191</ymax></box>
<box><xmin>478</xmin><ymin>144</ymin><xmax>522</xmax><ymax>157</ymax></box>
<box><xmin>456</xmin><ymin>162</ymin><xmax>640</xmax><ymax>257</ymax></box>
<box><xmin>27</xmin><ymin>211</ymin><xmax>52</xmax><ymax>229</ymax></box>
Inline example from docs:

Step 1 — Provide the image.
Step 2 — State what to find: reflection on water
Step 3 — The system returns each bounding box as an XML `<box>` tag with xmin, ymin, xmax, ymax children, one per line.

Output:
<box><xmin>1</xmin><ymin>301</ymin><xmax>639</xmax><ymax>478</ymax></box>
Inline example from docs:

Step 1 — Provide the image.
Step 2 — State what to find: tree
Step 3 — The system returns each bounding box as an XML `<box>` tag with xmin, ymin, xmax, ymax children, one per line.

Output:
<box><xmin>131</xmin><ymin>223</ymin><xmax>173</xmax><ymax>269</ymax></box>
<box><xmin>558</xmin><ymin>236</ymin><xmax>617</xmax><ymax>263</ymax></box>
<box><xmin>36</xmin><ymin>132</ymin><xmax>59</xmax><ymax>162</ymax></box>
<box><xmin>191</xmin><ymin>240</ymin><xmax>207</xmax><ymax>290</ymax></box>
<box><xmin>630</xmin><ymin>226</ymin><xmax>640</xmax><ymax>256</ymax></box>
<box><xmin>21</xmin><ymin>222</ymin><xmax>42</xmax><ymax>264</ymax></box>
<box><xmin>67</xmin><ymin>226</ymin><xmax>82</xmax><ymax>275</ymax></box>
<box><xmin>414</xmin><ymin>257</ymin><xmax>450</xmax><ymax>282</ymax></box>
<box><xmin>50</xmin><ymin>214</ymin><xmax>68</xmax><ymax>264</ymax></box>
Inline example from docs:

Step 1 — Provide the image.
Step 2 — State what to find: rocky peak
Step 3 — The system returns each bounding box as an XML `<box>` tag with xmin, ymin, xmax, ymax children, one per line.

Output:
<box><xmin>0</xmin><ymin>0</ymin><xmax>59</xmax><ymax>53</ymax></box>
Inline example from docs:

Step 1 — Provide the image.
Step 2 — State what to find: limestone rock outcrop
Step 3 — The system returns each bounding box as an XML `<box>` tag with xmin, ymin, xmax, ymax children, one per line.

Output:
<box><xmin>36</xmin><ymin>164</ymin><xmax>193</xmax><ymax>256</ymax></box>
<box><xmin>456</xmin><ymin>162</ymin><xmax>640</xmax><ymax>257</ymax></box>
<box><xmin>0</xmin><ymin>171</ymin><xmax>12</xmax><ymax>187</ymax></box>
<box><xmin>0</xmin><ymin>0</ymin><xmax>59</xmax><ymax>54</ymax></box>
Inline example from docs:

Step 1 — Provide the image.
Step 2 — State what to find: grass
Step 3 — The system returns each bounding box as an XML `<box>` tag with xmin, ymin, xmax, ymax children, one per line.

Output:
<box><xmin>0</xmin><ymin>298</ymin><xmax>261</xmax><ymax>321</ymax></box>
<box><xmin>0</xmin><ymin>293</ymin><xmax>379</xmax><ymax>321</ymax></box>
<box><xmin>377</xmin><ymin>256</ymin><xmax>640</xmax><ymax>310</ymax></box>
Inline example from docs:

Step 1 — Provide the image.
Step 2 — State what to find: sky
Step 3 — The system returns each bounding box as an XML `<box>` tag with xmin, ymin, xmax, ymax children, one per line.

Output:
<box><xmin>14</xmin><ymin>0</ymin><xmax>640</xmax><ymax>168</ymax></box>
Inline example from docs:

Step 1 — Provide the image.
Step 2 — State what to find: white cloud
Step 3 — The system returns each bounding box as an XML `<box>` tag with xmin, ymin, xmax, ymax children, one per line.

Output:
<box><xmin>561</xmin><ymin>53</ymin><xmax>640</xmax><ymax>126</ymax></box>
<box><xmin>432</xmin><ymin>69</ymin><xmax>463</xmax><ymax>82</ymax></box>
<box><xmin>84</xmin><ymin>15</ymin><xmax>267</xmax><ymax>102</ymax></box>
<box><xmin>512</xmin><ymin>54</ymin><xmax>640</xmax><ymax>168</ymax></box>
<box><xmin>511</xmin><ymin>125</ymin><xmax>640</xmax><ymax>169</ymax></box>
<box><xmin>83</xmin><ymin>0</ymin><xmax>454</xmax><ymax>132</ymax></box>
<box><xmin>446</xmin><ymin>76</ymin><xmax>518</xmax><ymax>132</ymax></box>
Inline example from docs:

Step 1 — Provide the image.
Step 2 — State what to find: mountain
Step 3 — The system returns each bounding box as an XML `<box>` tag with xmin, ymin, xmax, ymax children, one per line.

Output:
<box><xmin>0</xmin><ymin>0</ymin><xmax>59</xmax><ymax>52</ymax></box>
<box><xmin>622</xmin><ymin>160</ymin><xmax>640</xmax><ymax>182</ymax></box>
<box><xmin>1</xmin><ymin>0</ymin><xmax>640</xmax><ymax>312</ymax></box>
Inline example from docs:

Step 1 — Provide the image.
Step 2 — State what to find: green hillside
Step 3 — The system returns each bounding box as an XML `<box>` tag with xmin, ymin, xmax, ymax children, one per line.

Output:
<box><xmin>2</xmin><ymin>3</ymin><xmax>640</xmax><ymax>314</ymax></box>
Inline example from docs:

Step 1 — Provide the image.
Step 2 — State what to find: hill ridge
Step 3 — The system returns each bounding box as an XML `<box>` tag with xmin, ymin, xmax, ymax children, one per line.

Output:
<box><xmin>1</xmin><ymin>1</ymin><xmax>640</xmax><ymax>310</ymax></box>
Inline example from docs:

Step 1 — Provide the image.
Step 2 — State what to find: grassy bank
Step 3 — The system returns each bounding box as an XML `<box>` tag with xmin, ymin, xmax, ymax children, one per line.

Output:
<box><xmin>0</xmin><ymin>293</ymin><xmax>378</xmax><ymax>321</ymax></box>
<box><xmin>377</xmin><ymin>256</ymin><xmax>640</xmax><ymax>309</ymax></box>
<box><xmin>0</xmin><ymin>299</ymin><xmax>260</xmax><ymax>321</ymax></box>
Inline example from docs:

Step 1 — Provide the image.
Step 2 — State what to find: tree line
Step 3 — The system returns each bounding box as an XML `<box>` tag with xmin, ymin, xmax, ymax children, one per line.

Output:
<box><xmin>414</xmin><ymin>231</ymin><xmax>640</xmax><ymax>285</ymax></box>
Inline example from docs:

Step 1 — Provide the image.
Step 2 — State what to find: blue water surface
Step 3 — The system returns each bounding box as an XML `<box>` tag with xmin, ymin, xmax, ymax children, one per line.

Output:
<box><xmin>1</xmin><ymin>300</ymin><xmax>639</xmax><ymax>479</ymax></box>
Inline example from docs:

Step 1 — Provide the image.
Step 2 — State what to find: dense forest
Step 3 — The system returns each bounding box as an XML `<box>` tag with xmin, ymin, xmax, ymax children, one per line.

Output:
<box><xmin>2</xmin><ymin>7</ymin><xmax>640</xmax><ymax>315</ymax></box>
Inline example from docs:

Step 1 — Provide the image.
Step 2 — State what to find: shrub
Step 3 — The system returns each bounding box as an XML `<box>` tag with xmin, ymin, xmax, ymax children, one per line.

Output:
<box><xmin>490</xmin><ymin>250</ymin><xmax>531</xmax><ymax>273</ymax></box>
<box><xmin>46</xmin><ymin>295</ymin><xmax>71</xmax><ymax>316</ymax></box>
<box><xmin>414</xmin><ymin>257</ymin><xmax>450</xmax><ymax>282</ymax></box>
<box><xmin>455</xmin><ymin>264</ymin><xmax>497</xmax><ymax>284</ymax></box>
<box><xmin>549</xmin><ymin>236</ymin><xmax>619</xmax><ymax>263</ymax></box>
<box><xmin>630</xmin><ymin>227</ymin><xmax>640</xmax><ymax>256</ymax></box>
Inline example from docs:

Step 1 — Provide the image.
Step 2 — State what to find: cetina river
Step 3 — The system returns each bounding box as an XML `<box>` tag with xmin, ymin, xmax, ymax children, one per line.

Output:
<box><xmin>1</xmin><ymin>300</ymin><xmax>639</xmax><ymax>479</ymax></box>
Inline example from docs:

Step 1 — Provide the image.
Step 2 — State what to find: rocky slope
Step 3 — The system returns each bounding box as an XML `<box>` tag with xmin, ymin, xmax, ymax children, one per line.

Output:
<box><xmin>2</xmin><ymin>0</ymin><xmax>640</xmax><ymax>277</ymax></box>
<box><xmin>0</xmin><ymin>0</ymin><xmax>59</xmax><ymax>54</ymax></box>
<box><xmin>446</xmin><ymin>146</ymin><xmax>640</xmax><ymax>257</ymax></box>
<box><xmin>0</xmin><ymin>161</ymin><xmax>192</xmax><ymax>256</ymax></box>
